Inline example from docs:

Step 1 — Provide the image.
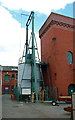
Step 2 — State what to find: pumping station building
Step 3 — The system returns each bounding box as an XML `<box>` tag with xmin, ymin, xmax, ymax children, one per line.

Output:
<box><xmin>39</xmin><ymin>12</ymin><xmax>75</xmax><ymax>100</ymax></box>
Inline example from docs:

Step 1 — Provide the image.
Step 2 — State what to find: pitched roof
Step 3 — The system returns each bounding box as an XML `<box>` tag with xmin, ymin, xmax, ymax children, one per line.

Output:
<box><xmin>2</xmin><ymin>66</ymin><xmax>18</xmax><ymax>72</ymax></box>
<box><xmin>39</xmin><ymin>12</ymin><xmax>75</xmax><ymax>38</ymax></box>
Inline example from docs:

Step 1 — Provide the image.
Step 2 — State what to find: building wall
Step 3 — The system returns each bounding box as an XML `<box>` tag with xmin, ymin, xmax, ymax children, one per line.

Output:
<box><xmin>2</xmin><ymin>66</ymin><xmax>18</xmax><ymax>94</ymax></box>
<box><xmin>39</xmin><ymin>12</ymin><xmax>75</xmax><ymax>99</ymax></box>
<box><xmin>0</xmin><ymin>65</ymin><xmax>2</xmax><ymax>94</ymax></box>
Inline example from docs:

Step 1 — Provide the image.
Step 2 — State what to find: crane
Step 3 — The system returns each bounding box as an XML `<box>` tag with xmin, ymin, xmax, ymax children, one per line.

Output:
<box><xmin>16</xmin><ymin>11</ymin><xmax>45</xmax><ymax>102</ymax></box>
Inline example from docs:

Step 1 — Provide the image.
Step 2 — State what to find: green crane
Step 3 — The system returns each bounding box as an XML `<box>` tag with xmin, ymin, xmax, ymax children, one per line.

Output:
<box><xmin>14</xmin><ymin>11</ymin><xmax>47</xmax><ymax>102</ymax></box>
<box><xmin>25</xmin><ymin>11</ymin><xmax>38</xmax><ymax>101</ymax></box>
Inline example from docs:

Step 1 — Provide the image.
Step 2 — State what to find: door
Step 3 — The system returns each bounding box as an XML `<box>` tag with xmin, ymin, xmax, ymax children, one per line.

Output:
<box><xmin>68</xmin><ymin>84</ymin><xmax>75</xmax><ymax>96</ymax></box>
<box><xmin>4</xmin><ymin>86</ymin><xmax>10</xmax><ymax>94</ymax></box>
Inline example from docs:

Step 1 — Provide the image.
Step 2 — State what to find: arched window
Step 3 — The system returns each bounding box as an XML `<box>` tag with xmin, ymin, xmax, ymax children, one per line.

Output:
<box><xmin>67</xmin><ymin>51</ymin><xmax>73</xmax><ymax>64</ymax></box>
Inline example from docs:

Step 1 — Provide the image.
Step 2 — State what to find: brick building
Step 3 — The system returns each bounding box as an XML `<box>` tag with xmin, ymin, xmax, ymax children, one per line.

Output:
<box><xmin>2</xmin><ymin>66</ymin><xmax>18</xmax><ymax>94</ymax></box>
<box><xmin>39</xmin><ymin>12</ymin><xmax>75</xmax><ymax>100</ymax></box>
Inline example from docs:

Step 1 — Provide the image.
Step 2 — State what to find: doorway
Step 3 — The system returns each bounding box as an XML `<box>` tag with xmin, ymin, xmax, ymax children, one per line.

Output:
<box><xmin>68</xmin><ymin>84</ymin><xmax>75</xmax><ymax>96</ymax></box>
<box><xmin>4</xmin><ymin>86</ymin><xmax>10</xmax><ymax>94</ymax></box>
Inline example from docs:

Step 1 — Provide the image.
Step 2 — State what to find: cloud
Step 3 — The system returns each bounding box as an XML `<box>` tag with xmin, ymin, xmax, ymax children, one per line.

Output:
<box><xmin>0</xmin><ymin>0</ymin><xmax>74</xmax><ymax>14</ymax></box>
<box><xmin>0</xmin><ymin>6</ymin><xmax>21</xmax><ymax>65</ymax></box>
<box><xmin>0</xmin><ymin>6</ymin><xmax>40</xmax><ymax>66</ymax></box>
<box><xmin>51</xmin><ymin>2</ymin><xmax>74</xmax><ymax>18</ymax></box>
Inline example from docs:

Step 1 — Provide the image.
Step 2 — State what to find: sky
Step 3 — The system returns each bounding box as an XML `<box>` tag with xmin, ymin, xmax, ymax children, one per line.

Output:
<box><xmin>0</xmin><ymin>0</ymin><xmax>75</xmax><ymax>66</ymax></box>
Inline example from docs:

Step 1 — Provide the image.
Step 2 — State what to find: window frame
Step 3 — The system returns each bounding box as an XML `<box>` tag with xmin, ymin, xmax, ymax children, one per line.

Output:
<box><xmin>4</xmin><ymin>75</ymin><xmax>10</xmax><ymax>81</ymax></box>
<box><xmin>67</xmin><ymin>51</ymin><xmax>73</xmax><ymax>64</ymax></box>
<box><xmin>12</xmin><ymin>74</ymin><xmax>15</xmax><ymax>79</ymax></box>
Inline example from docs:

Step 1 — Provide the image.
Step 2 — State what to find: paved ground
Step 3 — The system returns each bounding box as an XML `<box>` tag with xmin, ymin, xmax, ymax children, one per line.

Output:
<box><xmin>2</xmin><ymin>95</ymin><xmax>71</xmax><ymax>118</ymax></box>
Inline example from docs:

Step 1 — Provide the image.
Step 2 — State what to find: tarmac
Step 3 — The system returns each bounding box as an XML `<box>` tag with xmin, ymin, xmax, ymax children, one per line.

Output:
<box><xmin>2</xmin><ymin>95</ymin><xmax>71</xmax><ymax>119</ymax></box>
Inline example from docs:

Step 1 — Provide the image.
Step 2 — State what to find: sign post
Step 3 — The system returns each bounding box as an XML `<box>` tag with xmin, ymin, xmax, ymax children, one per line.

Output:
<box><xmin>72</xmin><ymin>92</ymin><xmax>75</xmax><ymax>120</ymax></box>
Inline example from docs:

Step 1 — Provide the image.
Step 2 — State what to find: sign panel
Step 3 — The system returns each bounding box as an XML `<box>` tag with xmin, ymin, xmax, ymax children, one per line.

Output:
<box><xmin>5</xmin><ymin>87</ymin><xmax>9</xmax><ymax>90</ymax></box>
<box><xmin>22</xmin><ymin>89</ymin><xmax>31</xmax><ymax>95</ymax></box>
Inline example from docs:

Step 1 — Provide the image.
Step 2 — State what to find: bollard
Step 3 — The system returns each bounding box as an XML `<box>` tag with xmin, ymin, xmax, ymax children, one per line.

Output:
<box><xmin>32</xmin><ymin>92</ymin><xmax>35</xmax><ymax>103</ymax></box>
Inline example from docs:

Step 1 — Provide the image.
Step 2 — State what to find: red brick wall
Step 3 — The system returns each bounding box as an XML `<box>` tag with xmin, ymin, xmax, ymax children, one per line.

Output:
<box><xmin>40</xmin><ymin>13</ymin><xmax>75</xmax><ymax>98</ymax></box>
<box><xmin>2</xmin><ymin>71</ymin><xmax>18</xmax><ymax>94</ymax></box>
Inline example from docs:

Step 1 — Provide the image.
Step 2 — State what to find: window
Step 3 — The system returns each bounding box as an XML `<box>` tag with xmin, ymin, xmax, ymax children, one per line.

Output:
<box><xmin>12</xmin><ymin>74</ymin><xmax>15</xmax><ymax>78</ymax></box>
<box><xmin>67</xmin><ymin>51</ymin><xmax>73</xmax><ymax>64</ymax></box>
<box><xmin>52</xmin><ymin>37</ymin><xmax>56</xmax><ymax>40</ymax></box>
<box><xmin>54</xmin><ymin>73</ymin><xmax>57</xmax><ymax>80</ymax></box>
<box><xmin>4</xmin><ymin>75</ymin><xmax>10</xmax><ymax>81</ymax></box>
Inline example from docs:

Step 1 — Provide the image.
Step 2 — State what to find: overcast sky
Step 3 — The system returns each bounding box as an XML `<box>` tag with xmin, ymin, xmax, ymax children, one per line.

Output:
<box><xmin>0</xmin><ymin>0</ymin><xmax>75</xmax><ymax>66</ymax></box>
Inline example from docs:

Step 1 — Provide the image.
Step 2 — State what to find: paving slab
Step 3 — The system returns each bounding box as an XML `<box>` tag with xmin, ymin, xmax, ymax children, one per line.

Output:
<box><xmin>2</xmin><ymin>95</ymin><xmax>71</xmax><ymax>118</ymax></box>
